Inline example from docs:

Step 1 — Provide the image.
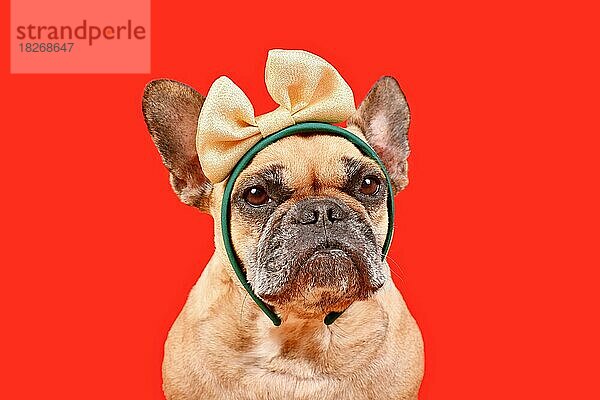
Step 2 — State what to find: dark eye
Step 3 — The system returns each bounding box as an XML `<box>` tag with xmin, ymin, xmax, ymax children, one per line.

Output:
<box><xmin>243</xmin><ymin>185</ymin><xmax>271</xmax><ymax>206</ymax></box>
<box><xmin>359</xmin><ymin>175</ymin><xmax>381</xmax><ymax>195</ymax></box>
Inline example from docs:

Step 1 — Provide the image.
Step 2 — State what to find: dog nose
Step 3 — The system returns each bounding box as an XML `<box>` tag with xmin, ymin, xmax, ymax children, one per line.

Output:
<box><xmin>292</xmin><ymin>198</ymin><xmax>349</xmax><ymax>225</ymax></box>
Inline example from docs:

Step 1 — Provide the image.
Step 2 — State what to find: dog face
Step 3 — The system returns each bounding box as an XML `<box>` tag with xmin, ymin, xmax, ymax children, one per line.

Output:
<box><xmin>227</xmin><ymin>134</ymin><xmax>389</xmax><ymax>316</ymax></box>
<box><xmin>143</xmin><ymin>76</ymin><xmax>410</xmax><ymax>318</ymax></box>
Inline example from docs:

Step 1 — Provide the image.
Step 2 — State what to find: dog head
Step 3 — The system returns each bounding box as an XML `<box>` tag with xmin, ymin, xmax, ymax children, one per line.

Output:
<box><xmin>143</xmin><ymin>76</ymin><xmax>410</xmax><ymax>319</ymax></box>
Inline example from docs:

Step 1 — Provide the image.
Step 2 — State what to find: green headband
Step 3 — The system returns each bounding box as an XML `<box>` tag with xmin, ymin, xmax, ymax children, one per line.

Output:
<box><xmin>220</xmin><ymin>122</ymin><xmax>395</xmax><ymax>326</ymax></box>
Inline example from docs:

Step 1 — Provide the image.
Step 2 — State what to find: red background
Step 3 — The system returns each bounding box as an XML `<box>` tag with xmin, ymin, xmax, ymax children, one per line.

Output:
<box><xmin>1</xmin><ymin>1</ymin><xmax>599</xmax><ymax>399</ymax></box>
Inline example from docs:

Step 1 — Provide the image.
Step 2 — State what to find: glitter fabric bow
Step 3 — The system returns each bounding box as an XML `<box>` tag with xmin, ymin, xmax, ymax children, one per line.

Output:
<box><xmin>196</xmin><ymin>49</ymin><xmax>356</xmax><ymax>183</ymax></box>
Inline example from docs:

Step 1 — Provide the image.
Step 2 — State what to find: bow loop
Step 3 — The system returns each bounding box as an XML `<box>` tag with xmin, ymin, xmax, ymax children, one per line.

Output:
<box><xmin>265</xmin><ymin>50</ymin><xmax>356</xmax><ymax>123</ymax></box>
<box><xmin>196</xmin><ymin>76</ymin><xmax>262</xmax><ymax>183</ymax></box>
<box><xmin>196</xmin><ymin>50</ymin><xmax>356</xmax><ymax>183</ymax></box>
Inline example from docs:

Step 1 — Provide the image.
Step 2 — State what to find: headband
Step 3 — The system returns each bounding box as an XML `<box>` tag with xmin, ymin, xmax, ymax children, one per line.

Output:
<box><xmin>196</xmin><ymin>50</ymin><xmax>394</xmax><ymax>325</ymax></box>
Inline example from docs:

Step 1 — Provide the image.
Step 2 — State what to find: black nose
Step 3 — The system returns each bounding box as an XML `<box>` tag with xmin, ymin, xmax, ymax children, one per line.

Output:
<box><xmin>291</xmin><ymin>198</ymin><xmax>349</xmax><ymax>225</ymax></box>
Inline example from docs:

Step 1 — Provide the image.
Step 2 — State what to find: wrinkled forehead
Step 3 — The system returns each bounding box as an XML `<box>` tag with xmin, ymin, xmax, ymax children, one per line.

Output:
<box><xmin>236</xmin><ymin>133</ymin><xmax>380</xmax><ymax>189</ymax></box>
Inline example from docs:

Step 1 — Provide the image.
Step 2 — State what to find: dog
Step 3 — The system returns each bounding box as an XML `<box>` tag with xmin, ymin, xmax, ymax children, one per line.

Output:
<box><xmin>142</xmin><ymin>74</ymin><xmax>424</xmax><ymax>399</ymax></box>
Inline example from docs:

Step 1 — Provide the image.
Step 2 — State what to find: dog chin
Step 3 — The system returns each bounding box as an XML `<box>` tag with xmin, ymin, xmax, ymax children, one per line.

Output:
<box><xmin>258</xmin><ymin>248</ymin><xmax>381</xmax><ymax>315</ymax></box>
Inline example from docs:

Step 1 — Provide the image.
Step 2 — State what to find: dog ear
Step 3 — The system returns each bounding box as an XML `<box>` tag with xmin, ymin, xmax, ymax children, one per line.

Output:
<box><xmin>142</xmin><ymin>79</ymin><xmax>212</xmax><ymax>212</ymax></box>
<box><xmin>347</xmin><ymin>76</ymin><xmax>411</xmax><ymax>193</ymax></box>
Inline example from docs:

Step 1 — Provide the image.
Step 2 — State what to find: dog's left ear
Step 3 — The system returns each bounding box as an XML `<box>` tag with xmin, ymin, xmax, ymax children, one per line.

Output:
<box><xmin>347</xmin><ymin>76</ymin><xmax>411</xmax><ymax>193</ymax></box>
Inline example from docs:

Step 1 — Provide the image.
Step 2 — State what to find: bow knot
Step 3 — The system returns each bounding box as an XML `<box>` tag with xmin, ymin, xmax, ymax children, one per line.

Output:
<box><xmin>256</xmin><ymin>106</ymin><xmax>295</xmax><ymax>137</ymax></box>
<box><xmin>196</xmin><ymin>49</ymin><xmax>356</xmax><ymax>183</ymax></box>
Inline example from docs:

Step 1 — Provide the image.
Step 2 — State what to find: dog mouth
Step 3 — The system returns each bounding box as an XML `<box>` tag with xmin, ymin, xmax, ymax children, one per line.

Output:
<box><xmin>295</xmin><ymin>245</ymin><xmax>366</xmax><ymax>288</ymax></box>
<box><xmin>258</xmin><ymin>243</ymin><xmax>382</xmax><ymax>312</ymax></box>
<box><xmin>304</xmin><ymin>248</ymin><xmax>351</xmax><ymax>265</ymax></box>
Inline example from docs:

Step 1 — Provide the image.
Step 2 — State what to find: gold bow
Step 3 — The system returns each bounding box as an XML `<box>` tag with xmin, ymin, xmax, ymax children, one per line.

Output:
<box><xmin>196</xmin><ymin>49</ymin><xmax>356</xmax><ymax>183</ymax></box>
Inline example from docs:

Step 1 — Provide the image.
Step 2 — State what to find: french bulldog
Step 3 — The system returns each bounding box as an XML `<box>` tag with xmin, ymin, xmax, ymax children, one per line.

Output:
<box><xmin>142</xmin><ymin>76</ymin><xmax>424</xmax><ymax>400</ymax></box>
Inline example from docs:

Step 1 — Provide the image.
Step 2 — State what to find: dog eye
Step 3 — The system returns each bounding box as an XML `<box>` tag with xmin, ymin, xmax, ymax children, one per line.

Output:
<box><xmin>359</xmin><ymin>175</ymin><xmax>381</xmax><ymax>195</ymax></box>
<box><xmin>243</xmin><ymin>185</ymin><xmax>271</xmax><ymax>206</ymax></box>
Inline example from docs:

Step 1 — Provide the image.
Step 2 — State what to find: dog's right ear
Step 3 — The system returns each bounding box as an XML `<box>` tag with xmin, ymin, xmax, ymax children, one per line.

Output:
<box><xmin>142</xmin><ymin>79</ymin><xmax>212</xmax><ymax>212</ymax></box>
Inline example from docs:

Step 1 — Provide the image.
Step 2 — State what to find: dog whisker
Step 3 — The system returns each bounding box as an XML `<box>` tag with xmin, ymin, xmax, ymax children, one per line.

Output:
<box><xmin>239</xmin><ymin>292</ymin><xmax>249</xmax><ymax>323</ymax></box>
<box><xmin>385</xmin><ymin>255</ymin><xmax>406</xmax><ymax>283</ymax></box>
<box><xmin>331</xmin><ymin>320</ymin><xmax>352</xmax><ymax>338</ymax></box>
